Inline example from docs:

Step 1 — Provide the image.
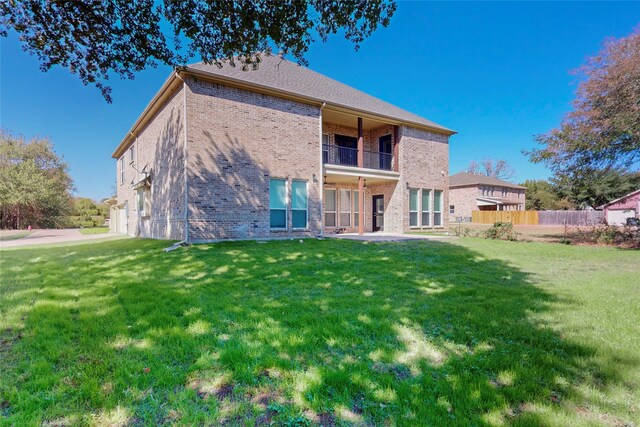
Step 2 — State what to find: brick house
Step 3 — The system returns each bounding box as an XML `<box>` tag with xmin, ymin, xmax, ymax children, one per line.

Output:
<box><xmin>110</xmin><ymin>55</ymin><xmax>455</xmax><ymax>242</ymax></box>
<box><xmin>601</xmin><ymin>188</ymin><xmax>640</xmax><ymax>225</ymax></box>
<box><xmin>448</xmin><ymin>172</ymin><xmax>526</xmax><ymax>221</ymax></box>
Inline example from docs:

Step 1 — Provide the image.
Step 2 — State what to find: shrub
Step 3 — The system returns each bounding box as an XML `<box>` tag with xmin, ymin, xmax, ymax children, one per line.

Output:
<box><xmin>483</xmin><ymin>222</ymin><xmax>519</xmax><ymax>241</ymax></box>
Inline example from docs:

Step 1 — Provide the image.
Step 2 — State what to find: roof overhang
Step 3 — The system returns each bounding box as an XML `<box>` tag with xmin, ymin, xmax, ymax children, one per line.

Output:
<box><xmin>476</xmin><ymin>197</ymin><xmax>521</xmax><ymax>206</ymax></box>
<box><xmin>600</xmin><ymin>188</ymin><xmax>640</xmax><ymax>208</ymax></box>
<box><xmin>113</xmin><ymin>66</ymin><xmax>456</xmax><ymax>159</ymax></box>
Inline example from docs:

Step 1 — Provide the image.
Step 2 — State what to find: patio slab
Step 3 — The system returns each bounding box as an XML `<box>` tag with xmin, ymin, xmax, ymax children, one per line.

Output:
<box><xmin>327</xmin><ymin>232</ymin><xmax>456</xmax><ymax>242</ymax></box>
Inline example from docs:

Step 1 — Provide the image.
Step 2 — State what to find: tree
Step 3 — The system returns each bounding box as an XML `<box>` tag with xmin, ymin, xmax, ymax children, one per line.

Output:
<box><xmin>528</xmin><ymin>28</ymin><xmax>640</xmax><ymax>174</ymax></box>
<box><xmin>521</xmin><ymin>179</ymin><xmax>573</xmax><ymax>211</ymax></box>
<box><xmin>0</xmin><ymin>131</ymin><xmax>74</xmax><ymax>229</ymax></box>
<box><xmin>551</xmin><ymin>168</ymin><xmax>640</xmax><ymax>209</ymax></box>
<box><xmin>0</xmin><ymin>0</ymin><xmax>396</xmax><ymax>102</ymax></box>
<box><xmin>465</xmin><ymin>158</ymin><xmax>516</xmax><ymax>181</ymax></box>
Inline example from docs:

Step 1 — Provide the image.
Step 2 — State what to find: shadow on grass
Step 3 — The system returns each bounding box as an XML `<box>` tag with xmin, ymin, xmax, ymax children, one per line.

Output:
<box><xmin>0</xmin><ymin>238</ymin><xmax>626</xmax><ymax>425</ymax></box>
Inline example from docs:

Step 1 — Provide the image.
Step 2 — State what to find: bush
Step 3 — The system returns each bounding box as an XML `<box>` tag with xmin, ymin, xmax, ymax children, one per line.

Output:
<box><xmin>483</xmin><ymin>222</ymin><xmax>519</xmax><ymax>241</ymax></box>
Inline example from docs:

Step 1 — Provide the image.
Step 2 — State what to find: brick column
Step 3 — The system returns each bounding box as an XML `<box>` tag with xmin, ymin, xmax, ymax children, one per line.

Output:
<box><xmin>358</xmin><ymin>117</ymin><xmax>364</xmax><ymax>234</ymax></box>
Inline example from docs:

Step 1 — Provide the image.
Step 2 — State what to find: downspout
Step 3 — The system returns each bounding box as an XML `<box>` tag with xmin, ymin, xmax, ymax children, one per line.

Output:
<box><xmin>318</xmin><ymin>102</ymin><xmax>326</xmax><ymax>237</ymax></box>
<box><xmin>176</xmin><ymin>71</ymin><xmax>190</xmax><ymax>244</ymax></box>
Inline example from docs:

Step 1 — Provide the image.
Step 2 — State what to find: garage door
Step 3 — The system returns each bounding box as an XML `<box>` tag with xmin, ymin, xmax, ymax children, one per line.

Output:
<box><xmin>607</xmin><ymin>209</ymin><xmax>636</xmax><ymax>226</ymax></box>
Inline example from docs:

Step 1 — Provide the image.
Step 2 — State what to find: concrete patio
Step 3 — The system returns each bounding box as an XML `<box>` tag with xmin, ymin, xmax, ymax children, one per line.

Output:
<box><xmin>327</xmin><ymin>232</ymin><xmax>456</xmax><ymax>242</ymax></box>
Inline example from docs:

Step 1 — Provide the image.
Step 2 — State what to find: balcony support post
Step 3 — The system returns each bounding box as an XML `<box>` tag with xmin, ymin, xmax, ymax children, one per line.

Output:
<box><xmin>393</xmin><ymin>125</ymin><xmax>399</xmax><ymax>172</ymax></box>
<box><xmin>358</xmin><ymin>117</ymin><xmax>364</xmax><ymax>234</ymax></box>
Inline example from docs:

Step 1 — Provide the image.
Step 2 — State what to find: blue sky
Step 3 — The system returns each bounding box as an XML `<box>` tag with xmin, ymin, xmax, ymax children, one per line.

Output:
<box><xmin>1</xmin><ymin>1</ymin><xmax>639</xmax><ymax>200</ymax></box>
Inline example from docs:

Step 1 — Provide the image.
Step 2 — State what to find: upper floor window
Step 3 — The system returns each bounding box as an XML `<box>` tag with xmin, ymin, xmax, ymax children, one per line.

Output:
<box><xmin>129</xmin><ymin>145</ymin><xmax>135</xmax><ymax>164</ymax></box>
<box><xmin>119</xmin><ymin>157</ymin><xmax>125</xmax><ymax>184</ymax></box>
<box><xmin>501</xmin><ymin>188</ymin><xmax>508</xmax><ymax>197</ymax></box>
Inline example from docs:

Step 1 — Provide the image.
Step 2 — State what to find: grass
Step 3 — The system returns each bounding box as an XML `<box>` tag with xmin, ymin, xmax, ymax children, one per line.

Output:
<box><xmin>78</xmin><ymin>227</ymin><xmax>110</xmax><ymax>235</ymax></box>
<box><xmin>0</xmin><ymin>238</ymin><xmax>638</xmax><ymax>426</ymax></box>
<box><xmin>0</xmin><ymin>231</ymin><xmax>33</xmax><ymax>241</ymax></box>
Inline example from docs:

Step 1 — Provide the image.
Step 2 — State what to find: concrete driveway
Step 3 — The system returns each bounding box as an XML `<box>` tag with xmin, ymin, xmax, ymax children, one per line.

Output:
<box><xmin>0</xmin><ymin>229</ymin><xmax>121</xmax><ymax>249</ymax></box>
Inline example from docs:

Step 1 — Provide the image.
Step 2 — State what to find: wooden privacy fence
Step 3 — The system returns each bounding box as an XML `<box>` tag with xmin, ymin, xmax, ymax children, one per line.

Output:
<box><xmin>472</xmin><ymin>210</ymin><xmax>605</xmax><ymax>226</ymax></box>
<box><xmin>472</xmin><ymin>210</ymin><xmax>538</xmax><ymax>225</ymax></box>
<box><xmin>538</xmin><ymin>210</ymin><xmax>604</xmax><ymax>226</ymax></box>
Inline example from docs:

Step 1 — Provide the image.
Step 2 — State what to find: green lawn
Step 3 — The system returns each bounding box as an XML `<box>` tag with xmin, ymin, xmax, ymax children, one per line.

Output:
<box><xmin>0</xmin><ymin>238</ymin><xmax>638</xmax><ymax>426</ymax></box>
<box><xmin>78</xmin><ymin>227</ymin><xmax>110</xmax><ymax>235</ymax></box>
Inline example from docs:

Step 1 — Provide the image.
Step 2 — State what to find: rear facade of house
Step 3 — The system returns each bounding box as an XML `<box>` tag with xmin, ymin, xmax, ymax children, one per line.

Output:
<box><xmin>449</xmin><ymin>172</ymin><xmax>526</xmax><ymax>222</ymax></box>
<box><xmin>110</xmin><ymin>56</ymin><xmax>454</xmax><ymax>242</ymax></box>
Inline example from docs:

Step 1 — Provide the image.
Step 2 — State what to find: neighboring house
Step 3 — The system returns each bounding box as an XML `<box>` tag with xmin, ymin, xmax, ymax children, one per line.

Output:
<box><xmin>448</xmin><ymin>172</ymin><xmax>526</xmax><ymax>221</ymax></box>
<box><xmin>110</xmin><ymin>55</ymin><xmax>455</xmax><ymax>242</ymax></box>
<box><xmin>601</xmin><ymin>189</ymin><xmax>640</xmax><ymax>226</ymax></box>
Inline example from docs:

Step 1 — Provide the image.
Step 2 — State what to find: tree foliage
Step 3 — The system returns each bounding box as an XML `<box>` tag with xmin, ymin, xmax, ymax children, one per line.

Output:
<box><xmin>0</xmin><ymin>131</ymin><xmax>74</xmax><ymax>229</ymax></box>
<box><xmin>0</xmin><ymin>0</ymin><xmax>396</xmax><ymax>102</ymax></box>
<box><xmin>551</xmin><ymin>168</ymin><xmax>640</xmax><ymax>209</ymax></box>
<box><xmin>528</xmin><ymin>28</ymin><xmax>640</xmax><ymax>173</ymax></box>
<box><xmin>521</xmin><ymin>180</ymin><xmax>573</xmax><ymax>211</ymax></box>
<box><xmin>465</xmin><ymin>158</ymin><xmax>516</xmax><ymax>181</ymax></box>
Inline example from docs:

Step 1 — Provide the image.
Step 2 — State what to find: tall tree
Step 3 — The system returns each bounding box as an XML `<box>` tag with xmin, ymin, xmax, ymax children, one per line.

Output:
<box><xmin>0</xmin><ymin>131</ymin><xmax>74</xmax><ymax>229</ymax></box>
<box><xmin>528</xmin><ymin>28</ymin><xmax>640</xmax><ymax>173</ymax></box>
<box><xmin>551</xmin><ymin>168</ymin><xmax>640</xmax><ymax>209</ymax></box>
<box><xmin>0</xmin><ymin>0</ymin><xmax>396</xmax><ymax>102</ymax></box>
<box><xmin>465</xmin><ymin>158</ymin><xmax>516</xmax><ymax>181</ymax></box>
<box><xmin>521</xmin><ymin>179</ymin><xmax>573</xmax><ymax>210</ymax></box>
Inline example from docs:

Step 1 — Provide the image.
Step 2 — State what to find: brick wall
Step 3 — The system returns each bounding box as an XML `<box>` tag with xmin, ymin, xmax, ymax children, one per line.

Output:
<box><xmin>398</xmin><ymin>126</ymin><xmax>450</xmax><ymax>231</ymax></box>
<box><xmin>185</xmin><ymin>76</ymin><xmax>322</xmax><ymax>241</ymax></box>
<box><xmin>450</xmin><ymin>185</ymin><xmax>526</xmax><ymax>219</ymax></box>
<box><xmin>115</xmin><ymin>85</ymin><xmax>186</xmax><ymax>240</ymax></box>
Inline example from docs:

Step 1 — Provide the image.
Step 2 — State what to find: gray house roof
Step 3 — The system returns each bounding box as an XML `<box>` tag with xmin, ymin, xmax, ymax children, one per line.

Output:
<box><xmin>187</xmin><ymin>55</ymin><xmax>454</xmax><ymax>134</ymax></box>
<box><xmin>449</xmin><ymin>172</ymin><xmax>527</xmax><ymax>190</ymax></box>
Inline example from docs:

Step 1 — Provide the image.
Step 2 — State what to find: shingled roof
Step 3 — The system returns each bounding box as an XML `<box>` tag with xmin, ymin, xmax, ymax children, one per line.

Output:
<box><xmin>449</xmin><ymin>172</ymin><xmax>527</xmax><ymax>190</ymax></box>
<box><xmin>187</xmin><ymin>55</ymin><xmax>454</xmax><ymax>134</ymax></box>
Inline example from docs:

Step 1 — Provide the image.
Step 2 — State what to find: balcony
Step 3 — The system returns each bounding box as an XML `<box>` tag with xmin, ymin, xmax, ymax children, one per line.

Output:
<box><xmin>322</xmin><ymin>144</ymin><xmax>393</xmax><ymax>171</ymax></box>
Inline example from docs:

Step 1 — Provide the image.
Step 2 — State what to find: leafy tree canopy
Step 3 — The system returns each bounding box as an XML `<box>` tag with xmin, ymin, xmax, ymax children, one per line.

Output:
<box><xmin>528</xmin><ymin>28</ymin><xmax>640</xmax><ymax>173</ymax></box>
<box><xmin>551</xmin><ymin>168</ymin><xmax>640</xmax><ymax>209</ymax></box>
<box><xmin>520</xmin><ymin>179</ymin><xmax>573</xmax><ymax>211</ymax></box>
<box><xmin>0</xmin><ymin>0</ymin><xmax>396</xmax><ymax>102</ymax></box>
<box><xmin>465</xmin><ymin>158</ymin><xmax>516</xmax><ymax>181</ymax></box>
<box><xmin>0</xmin><ymin>131</ymin><xmax>74</xmax><ymax>229</ymax></box>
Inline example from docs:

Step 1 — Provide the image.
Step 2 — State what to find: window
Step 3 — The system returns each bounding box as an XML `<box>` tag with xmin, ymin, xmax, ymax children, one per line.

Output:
<box><xmin>518</xmin><ymin>190</ymin><xmax>522</xmax><ymax>199</ymax></box>
<box><xmin>379</xmin><ymin>135</ymin><xmax>392</xmax><ymax>170</ymax></box>
<box><xmin>354</xmin><ymin>190</ymin><xmax>360</xmax><ymax>227</ymax></box>
<box><xmin>292</xmin><ymin>180</ymin><xmax>308</xmax><ymax>229</ymax></box>
<box><xmin>269</xmin><ymin>178</ymin><xmax>287</xmax><ymax>229</ymax></box>
<box><xmin>324</xmin><ymin>189</ymin><xmax>336</xmax><ymax>227</ymax></box>
<box><xmin>489</xmin><ymin>187</ymin><xmax>495</xmax><ymax>196</ymax></box>
<box><xmin>136</xmin><ymin>188</ymin><xmax>150</xmax><ymax>217</ymax></box>
<box><xmin>449</xmin><ymin>205</ymin><xmax>455</xmax><ymax>214</ymax></box>
<box><xmin>409</xmin><ymin>188</ymin><xmax>419</xmax><ymax>227</ymax></box>
<box><xmin>434</xmin><ymin>190</ymin><xmax>443</xmax><ymax>226</ymax></box>
<box><xmin>339</xmin><ymin>189</ymin><xmax>352</xmax><ymax>227</ymax></box>
<box><xmin>422</xmin><ymin>189</ymin><xmax>431</xmax><ymax>227</ymax></box>
<box><xmin>119</xmin><ymin>157</ymin><xmax>125</xmax><ymax>184</ymax></box>
<box><xmin>129</xmin><ymin>145</ymin><xmax>135</xmax><ymax>164</ymax></box>
<box><xmin>501</xmin><ymin>188</ymin><xmax>508</xmax><ymax>197</ymax></box>
<box><xmin>322</xmin><ymin>134</ymin><xmax>329</xmax><ymax>163</ymax></box>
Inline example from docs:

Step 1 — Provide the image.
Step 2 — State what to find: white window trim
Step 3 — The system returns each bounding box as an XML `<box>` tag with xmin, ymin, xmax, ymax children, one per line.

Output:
<box><xmin>270</xmin><ymin>178</ymin><xmax>288</xmax><ymax>230</ymax></box>
<box><xmin>433</xmin><ymin>189</ymin><xmax>443</xmax><ymax>227</ymax></box>
<box><xmin>292</xmin><ymin>179</ymin><xmax>308</xmax><ymax>230</ymax></box>
<box><xmin>129</xmin><ymin>145</ymin><xmax>135</xmax><ymax>165</ymax></box>
<box><xmin>339</xmin><ymin>189</ymin><xmax>352</xmax><ymax>227</ymax></box>
<box><xmin>409</xmin><ymin>188</ymin><xmax>419</xmax><ymax>228</ymax></box>
<box><xmin>120</xmin><ymin>157</ymin><xmax>125</xmax><ymax>185</ymax></box>
<box><xmin>324</xmin><ymin>188</ymin><xmax>337</xmax><ymax>228</ymax></box>
<box><xmin>421</xmin><ymin>189</ymin><xmax>432</xmax><ymax>228</ymax></box>
<box><xmin>449</xmin><ymin>205</ymin><xmax>455</xmax><ymax>215</ymax></box>
<box><xmin>353</xmin><ymin>189</ymin><xmax>365</xmax><ymax>228</ymax></box>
